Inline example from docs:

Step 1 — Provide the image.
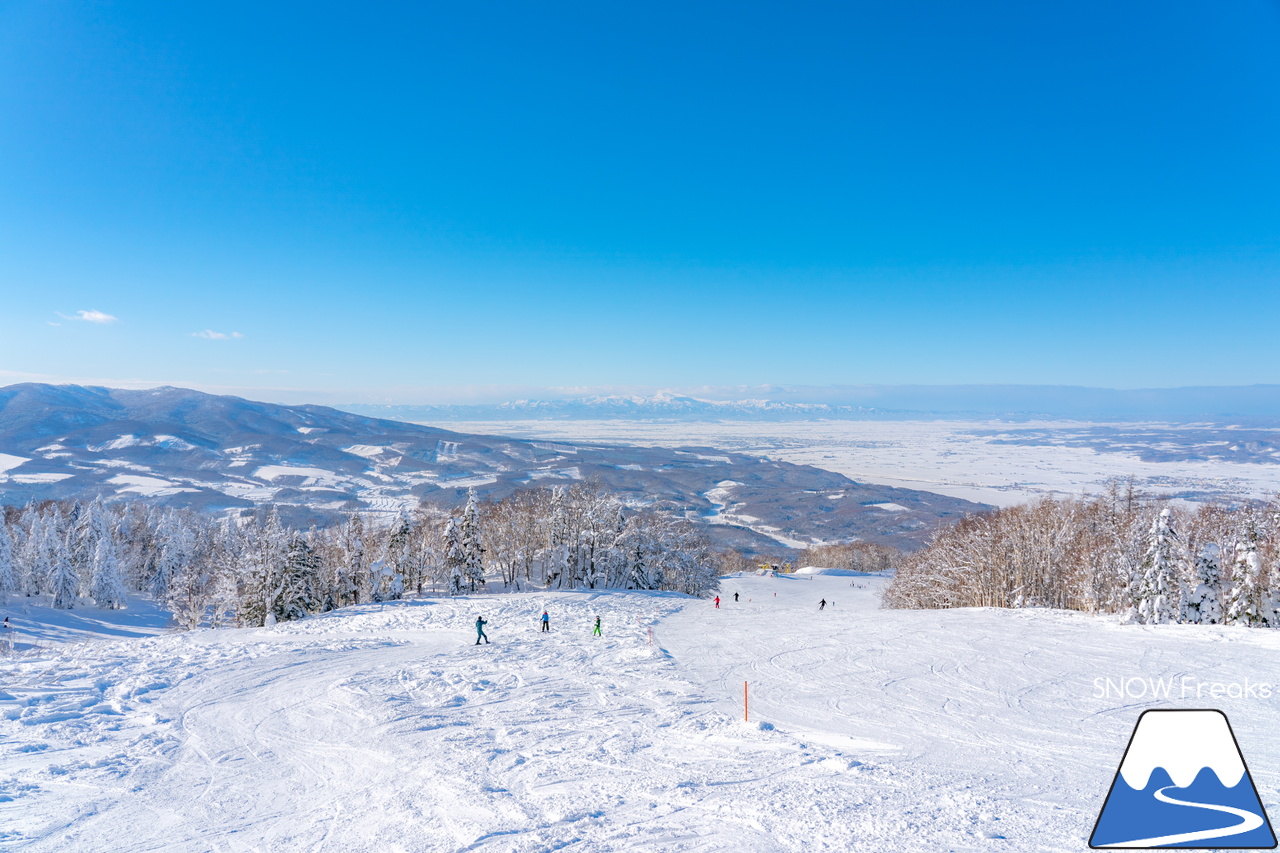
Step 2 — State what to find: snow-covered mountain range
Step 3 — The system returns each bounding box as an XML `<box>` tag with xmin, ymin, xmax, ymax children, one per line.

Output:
<box><xmin>339</xmin><ymin>385</ymin><xmax>1280</xmax><ymax>424</ymax></box>
<box><xmin>343</xmin><ymin>393</ymin><xmax>873</xmax><ymax>423</ymax></box>
<box><xmin>0</xmin><ymin>384</ymin><xmax>986</xmax><ymax>552</ymax></box>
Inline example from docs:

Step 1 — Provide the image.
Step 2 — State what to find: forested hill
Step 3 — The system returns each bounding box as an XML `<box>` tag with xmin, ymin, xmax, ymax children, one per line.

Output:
<box><xmin>0</xmin><ymin>384</ymin><xmax>987</xmax><ymax>552</ymax></box>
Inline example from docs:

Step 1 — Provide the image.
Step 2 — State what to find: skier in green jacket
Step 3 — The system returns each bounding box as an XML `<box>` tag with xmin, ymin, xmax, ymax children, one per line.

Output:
<box><xmin>592</xmin><ymin>616</ymin><xmax>602</xmax><ymax>637</ymax></box>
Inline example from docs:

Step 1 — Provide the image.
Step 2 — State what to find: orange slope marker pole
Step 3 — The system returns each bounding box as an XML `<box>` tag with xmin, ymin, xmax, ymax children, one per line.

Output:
<box><xmin>744</xmin><ymin>681</ymin><xmax>749</xmax><ymax>723</ymax></box>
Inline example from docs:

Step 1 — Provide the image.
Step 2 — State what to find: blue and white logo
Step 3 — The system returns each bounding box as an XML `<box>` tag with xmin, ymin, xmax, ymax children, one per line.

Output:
<box><xmin>1091</xmin><ymin>709</ymin><xmax>1276</xmax><ymax>849</ymax></box>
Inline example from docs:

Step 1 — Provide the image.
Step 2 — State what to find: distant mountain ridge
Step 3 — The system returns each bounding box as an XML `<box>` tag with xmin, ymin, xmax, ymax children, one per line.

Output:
<box><xmin>0</xmin><ymin>384</ymin><xmax>987</xmax><ymax>552</ymax></box>
<box><xmin>338</xmin><ymin>385</ymin><xmax>1280</xmax><ymax>424</ymax></box>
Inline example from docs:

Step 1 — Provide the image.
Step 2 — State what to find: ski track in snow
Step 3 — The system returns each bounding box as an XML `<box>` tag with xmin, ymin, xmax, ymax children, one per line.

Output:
<box><xmin>3</xmin><ymin>578</ymin><xmax>1280</xmax><ymax>851</ymax></box>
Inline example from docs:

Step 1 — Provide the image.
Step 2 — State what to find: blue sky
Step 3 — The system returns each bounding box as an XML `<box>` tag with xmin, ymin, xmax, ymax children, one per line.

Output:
<box><xmin>2</xmin><ymin>1</ymin><xmax>1278</xmax><ymax>402</ymax></box>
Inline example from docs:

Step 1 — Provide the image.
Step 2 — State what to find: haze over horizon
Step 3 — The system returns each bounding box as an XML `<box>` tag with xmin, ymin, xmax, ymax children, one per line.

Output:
<box><xmin>6</xmin><ymin>379</ymin><xmax>1280</xmax><ymax>425</ymax></box>
<box><xmin>3</xmin><ymin>2</ymin><xmax>1278</xmax><ymax>396</ymax></box>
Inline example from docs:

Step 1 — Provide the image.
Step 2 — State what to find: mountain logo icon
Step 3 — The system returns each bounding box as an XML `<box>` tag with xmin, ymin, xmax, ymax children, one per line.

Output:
<box><xmin>1091</xmin><ymin>709</ymin><xmax>1276</xmax><ymax>849</ymax></box>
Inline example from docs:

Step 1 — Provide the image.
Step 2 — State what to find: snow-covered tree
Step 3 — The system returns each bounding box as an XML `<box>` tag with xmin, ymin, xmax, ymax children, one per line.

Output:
<box><xmin>0</xmin><ymin>524</ymin><xmax>16</xmax><ymax>605</ymax></box>
<box><xmin>72</xmin><ymin>497</ymin><xmax>111</xmax><ymax>594</ymax></box>
<box><xmin>382</xmin><ymin>512</ymin><xmax>419</xmax><ymax>593</ymax></box>
<box><xmin>1180</xmin><ymin>543</ymin><xmax>1223</xmax><ymax>625</ymax></box>
<box><xmin>545</xmin><ymin>487</ymin><xmax>570</xmax><ymax>588</ymax></box>
<box><xmin>238</xmin><ymin>506</ymin><xmax>291</xmax><ymax>627</ymax></box>
<box><xmin>443</xmin><ymin>516</ymin><xmax>465</xmax><ymax>596</ymax></box>
<box><xmin>151</xmin><ymin>510</ymin><xmax>196</xmax><ymax>601</ymax></box>
<box><xmin>48</xmin><ymin>530</ymin><xmax>79</xmax><ymax>609</ymax></box>
<box><xmin>1133</xmin><ymin>508</ymin><xmax>1183</xmax><ymax>625</ymax></box>
<box><xmin>278</xmin><ymin>534</ymin><xmax>322</xmax><ymax>619</ymax></box>
<box><xmin>1226</xmin><ymin>529</ymin><xmax>1270</xmax><ymax>627</ymax></box>
<box><xmin>367</xmin><ymin>557</ymin><xmax>404</xmax><ymax>603</ymax></box>
<box><xmin>460</xmin><ymin>490</ymin><xmax>485</xmax><ymax>593</ymax></box>
<box><xmin>333</xmin><ymin>513</ymin><xmax>365</xmax><ymax>607</ymax></box>
<box><xmin>164</xmin><ymin>519</ymin><xmax>232</xmax><ymax>629</ymax></box>
<box><xmin>90</xmin><ymin>535</ymin><xmax>128</xmax><ymax>609</ymax></box>
<box><xmin>20</xmin><ymin>505</ymin><xmax>57</xmax><ymax>597</ymax></box>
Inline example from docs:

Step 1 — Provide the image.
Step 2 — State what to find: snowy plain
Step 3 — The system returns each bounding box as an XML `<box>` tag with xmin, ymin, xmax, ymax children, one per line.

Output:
<box><xmin>439</xmin><ymin>420</ymin><xmax>1280</xmax><ymax>508</ymax></box>
<box><xmin>3</xmin><ymin>576</ymin><xmax>1280</xmax><ymax>851</ymax></box>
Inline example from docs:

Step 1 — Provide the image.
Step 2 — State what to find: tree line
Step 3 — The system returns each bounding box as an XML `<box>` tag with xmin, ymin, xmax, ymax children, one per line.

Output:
<box><xmin>884</xmin><ymin>481</ymin><xmax>1280</xmax><ymax>627</ymax></box>
<box><xmin>0</xmin><ymin>482</ymin><xmax>719</xmax><ymax>628</ymax></box>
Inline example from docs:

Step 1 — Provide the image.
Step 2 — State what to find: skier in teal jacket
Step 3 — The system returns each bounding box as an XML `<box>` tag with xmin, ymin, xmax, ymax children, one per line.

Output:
<box><xmin>475</xmin><ymin>616</ymin><xmax>490</xmax><ymax>645</ymax></box>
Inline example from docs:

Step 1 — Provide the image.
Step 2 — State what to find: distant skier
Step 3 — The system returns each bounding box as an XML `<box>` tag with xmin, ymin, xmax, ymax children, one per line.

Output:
<box><xmin>819</xmin><ymin>599</ymin><xmax>826</xmax><ymax>611</ymax></box>
<box><xmin>714</xmin><ymin>596</ymin><xmax>720</xmax><ymax>608</ymax></box>
<box><xmin>475</xmin><ymin>616</ymin><xmax>490</xmax><ymax>645</ymax></box>
<box><xmin>733</xmin><ymin>592</ymin><xmax>739</xmax><ymax>603</ymax></box>
<box><xmin>592</xmin><ymin>616</ymin><xmax>602</xmax><ymax>637</ymax></box>
<box><xmin>541</xmin><ymin>610</ymin><xmax>550</xmax><ymax>632</ymax></box>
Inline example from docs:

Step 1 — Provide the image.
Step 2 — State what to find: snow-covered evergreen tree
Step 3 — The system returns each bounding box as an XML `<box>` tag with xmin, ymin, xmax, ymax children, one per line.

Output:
<box><xmin>335</xmin><ymin>513</ymin><xmax>365</xmax><ymax>607</ymax></box>
<box><xmin>23</xmin><ymin>508</ymin><xmax>49</xmax><ymax>597</ymax></box>
<box><xmin>239</xmin><ymin>506</ymin><xmax>291</xmax><ymax>627</ymax></box>
<box><xmin>72</xmin><ymin>497</ymin><xmax>110</xmax><ymax>594</ymax></box>
<box><xmin>381</xmin><ymin>512</ymin><xmax>418</xmax><ymax>594</ymax></box>
<box><xmin>1134</xmin><ymin>508</ymin><xmax>1182</xmax><ymax>624</ymax></box>
<box><xmin>1180</xmin><ymin>543</ymin><xmax>1223</xmax><ymax>625</ymax></box>
<box><xmin>279</xmin><ymin>534</ymin><xmax>321</xmax><ymax>619</ymax></box>
<box><xmin>623</xmin><ymin>525</ymin><xmax>660</xmax><ymax>590</ymax></box>
<box><xmin>1226</xmin><ymin>529</ymin><xmax>1270</xmax><ymax>627</ymax></box>
<box><xmin>443</xmin><ymin>516</ymin><xmax>465</xmax><ymax>596</ymax></box>
<box><xmin>151</xmin><ymin>510</ymin><xmax>195</xmax><ymax>601</ymax></box>
<box><xmin>165</xmin><ymin>522</ymin><xmax>220</xmax><ymax>630</ymax></box>
<box><xmin>90</xmin><ymin>535</ymin><xmax>128</xmax><ymax>609</ymax></box>
<box><xmin>49</xmin><ymin>530</ymin><xmax>79</xmax><ymax>609</ymax></box>
<box><xmin>0</xmin><ymin>523</ymin><xmax>15</xmax><ymax>605</ymax></box>
<box><xmin>460</xmin><ymin>490</ymin><xmax>485</xmax><ymax>593</ymax></box>
<box><xmin>207</xmin><ymin>520</ymin><xmax>242</xmax><ymax>627</ymax></box>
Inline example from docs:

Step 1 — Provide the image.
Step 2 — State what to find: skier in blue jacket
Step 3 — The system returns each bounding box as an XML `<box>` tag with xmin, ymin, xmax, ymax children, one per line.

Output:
<box><xmin>541</xmin><ymin>610</ymin><xmax>550</xmax><ymax>632</ymax></box>
<box><xmin>475</xmin><ymin>616</ymin><xmax>490</xmax><ymax>645</ymax></box>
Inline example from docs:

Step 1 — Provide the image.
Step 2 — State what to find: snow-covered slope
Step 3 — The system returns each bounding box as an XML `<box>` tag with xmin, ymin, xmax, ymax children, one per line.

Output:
<box><xmin>3</xmin><ymin>580</ymin><xmax>1279</xmax><ymax>851</ymax></box>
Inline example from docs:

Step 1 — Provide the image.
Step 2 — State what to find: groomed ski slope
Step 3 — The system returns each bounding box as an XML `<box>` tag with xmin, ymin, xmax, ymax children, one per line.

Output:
<box><xmin>3</xmin><ymin>575</ymin><xmax>1280</xmax><ymax>852</ymax></box>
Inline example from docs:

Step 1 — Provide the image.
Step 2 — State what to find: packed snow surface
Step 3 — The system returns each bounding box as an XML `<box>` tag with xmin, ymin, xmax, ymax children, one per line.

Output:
<box><xmin>3</xmin><ymin>577</ymin><xmax>1280</xmax><ymax>851</ymax></box>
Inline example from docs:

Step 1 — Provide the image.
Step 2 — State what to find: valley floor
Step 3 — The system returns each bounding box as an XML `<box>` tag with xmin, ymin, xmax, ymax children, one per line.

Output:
<box><xmin>441</xmin><ymin>419</ymin><xmax>1280</xmax><ymax>507</ymax></box>
<box><xmin>2</xmin><ymin>577</ymin><xmax>1279</xmax><ymax>851</ymax></box>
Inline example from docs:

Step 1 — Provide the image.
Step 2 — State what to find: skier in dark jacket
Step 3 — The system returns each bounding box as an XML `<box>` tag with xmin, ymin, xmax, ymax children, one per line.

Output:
<box><xmin>819</xmin><ymin>599</ymin><xmax>826</xmax><ymax>611</ymax></box>
<box><xmin>541</xmin><ymin>611</ymin><xmax>550</xmax><ymax>632</ymax></box>
<box><xmin>475</xmin><ymin>616</ymin><xmax>490</xmax><ymax>645</ymax></box>
<box><xmin>733</xmin><ymin>592</ymin><xmax>739</xmax><ymax>603</ymax></box>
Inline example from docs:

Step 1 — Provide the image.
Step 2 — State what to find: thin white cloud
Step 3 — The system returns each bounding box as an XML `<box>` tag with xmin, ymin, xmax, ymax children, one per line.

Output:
<box><xmin>191</xmin><ymin>329</ymin><xmax>245</xmax><ymax>340</ymax></box>
<box><xmin>58</xmin><ymin>309</ymin><xmax>119</xmax><ymax>324</ymax></box>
